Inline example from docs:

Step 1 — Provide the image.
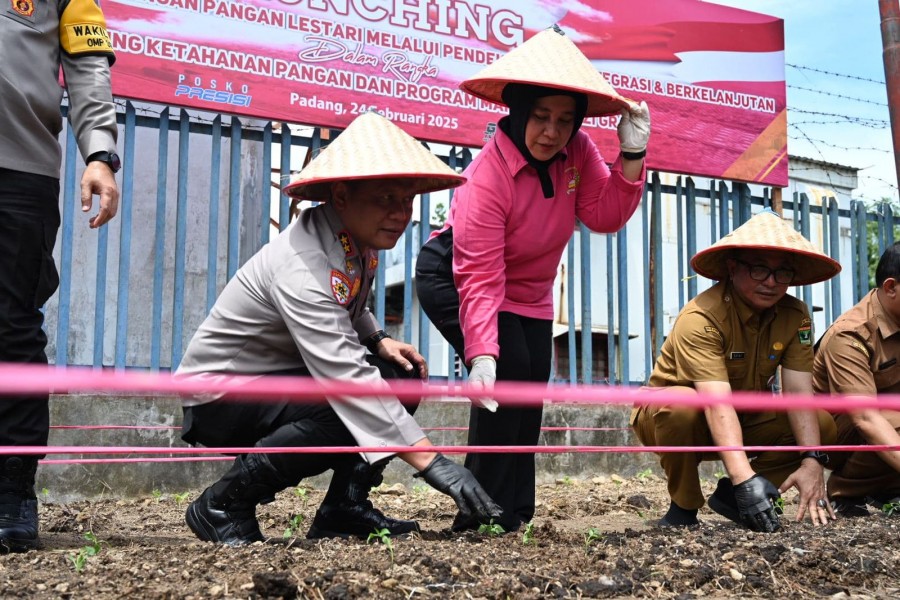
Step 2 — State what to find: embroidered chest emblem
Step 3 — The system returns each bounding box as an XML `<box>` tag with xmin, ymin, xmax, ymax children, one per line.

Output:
<box><xmin>367</xmin><ymin>255</ymin><xmax>379</xmax><ymax>272</ymax></box>
<box><xmin>797</xmin><ymin>325</ymin><xmax>812</xmax><ymax>345</ymax></box>
<box><xmin>331</xmin><ymin>270</ymin><xmax>351</xmax><ymax>305</ymax></box>
<box><xmin>345</xmin><ymin>259</ymin><xmax>356</xmax><ymax>276</ymax></box>
<box><xmin>11</xmin><ymin>0</ymin><xmax>34</xmax><ymax>17</ymax></box>
<box><xmin>565</xmin><ymin>167</ymin><xmax>581</xmax><ymax>195</ymax></box>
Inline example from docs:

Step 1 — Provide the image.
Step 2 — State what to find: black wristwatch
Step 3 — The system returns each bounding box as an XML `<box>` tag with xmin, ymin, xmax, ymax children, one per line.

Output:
<box><xmin>801</xmin><ymin>450</ymin><xmax>829</xmax><ymax>466</ymax></box>
<box><xmin>87</xmin><ymin>151</ymin><xmax>122</xmax><ymax>173</ymax></box>
<box><xmin>364</xmin><ymin>330</ymin><xmax>391</xmax><ymax>353</ymax></box>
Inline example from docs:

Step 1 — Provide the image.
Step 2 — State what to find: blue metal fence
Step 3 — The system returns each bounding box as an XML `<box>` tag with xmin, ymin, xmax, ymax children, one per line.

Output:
<box><xmin>45</xmin><ymin>102</ymin><xmax>900</xmax><ymax>385</ymax></box>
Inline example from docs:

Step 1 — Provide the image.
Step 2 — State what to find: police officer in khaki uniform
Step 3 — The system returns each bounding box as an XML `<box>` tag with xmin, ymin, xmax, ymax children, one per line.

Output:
<box><xmin>177</xmin><ymin>112</ymin><xmax>500</xmax><ymax>546</ymax></box>
<box><xmin>813</xmin><ymin>242</ymin><xmax>900</xmax><ymax>515</ymax></box>
<box><xmin>1</xmin><ymin>0</ymin><xmax>120</xmax><ymax>552</ymax></box>
<box><xmin>632</xmin><ymin>210</ymin><xmax>840</xmax><ymax>532</ymax></box>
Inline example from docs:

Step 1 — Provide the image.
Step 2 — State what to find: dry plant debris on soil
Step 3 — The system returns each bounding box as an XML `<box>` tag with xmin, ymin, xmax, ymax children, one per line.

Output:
<box><xmin>3</xmin><ymin>473</ymin><xmax>900</xmax><ymax>599</ymax></box>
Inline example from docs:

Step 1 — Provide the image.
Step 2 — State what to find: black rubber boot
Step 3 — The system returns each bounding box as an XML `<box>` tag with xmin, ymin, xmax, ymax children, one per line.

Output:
<box><xmin>307</xmin><ymin>460</ymin><xmax>420</xmax><ymax>539</ymax></box>
<box><xmin>186</xmin><ymin>453</ymin><xmax>288</xmax><ymax>546</ymax></box>
<box><xmin>0</xmin><ymin>457</ymin><xmax>39</xmax><ymax>553</ymax></box>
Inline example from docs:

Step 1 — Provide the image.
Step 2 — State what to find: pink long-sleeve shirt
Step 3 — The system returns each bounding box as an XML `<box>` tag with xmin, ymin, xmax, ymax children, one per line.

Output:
<box><xmin>436</xmin><ymin>127</ymin><xmax>645</xmax><ymax>361</ymax></box>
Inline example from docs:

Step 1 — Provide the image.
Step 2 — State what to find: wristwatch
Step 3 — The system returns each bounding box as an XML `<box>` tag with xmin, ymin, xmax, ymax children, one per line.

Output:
<box><xmin>364</xmin><ymin>330</ymin><xmax>391</xmax><ymax>354</ymax></box>
<box><xmin>800</xmin><ymin>450</ymin><xmax>829</xmax><ymax>466</ymax></box>
<box><xmin>87</xmin><ymin>151</ymin><xmax>122</xmax><ymax>173</ymax></box>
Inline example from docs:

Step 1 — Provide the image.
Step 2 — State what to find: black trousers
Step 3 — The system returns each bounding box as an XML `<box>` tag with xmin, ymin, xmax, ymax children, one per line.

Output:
<box><xmin>417</xmin><ymin>230</ymin><xmax>552</xmax><ymax>531</ymax></box>
<box><xmin>182</xmin><ymin>355</ymin><xmax>419</xmax><ymax>485</ymax></box>
<box><xmin>0</xmin><ymin>169</ymin><xmax>60</xmax><ymax>453</ymax></box>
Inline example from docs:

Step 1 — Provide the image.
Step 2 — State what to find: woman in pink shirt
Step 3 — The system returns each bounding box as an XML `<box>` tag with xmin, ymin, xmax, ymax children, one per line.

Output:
<box><xmin>416</xmin><ymin>26</ymin><xmax>651</xmax><ymax>532</ymax></box>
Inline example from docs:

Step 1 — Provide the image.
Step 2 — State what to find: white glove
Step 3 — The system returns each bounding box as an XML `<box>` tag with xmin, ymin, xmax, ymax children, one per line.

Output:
<box><xmin>467</xmin><ymin>355</ymin><xmax>498</xmax><ymax>412</ymax></box>
<box><xmin>617</xmin><ymin>100</ymin><xmax>651</xmax><ymax>154</ymax></box>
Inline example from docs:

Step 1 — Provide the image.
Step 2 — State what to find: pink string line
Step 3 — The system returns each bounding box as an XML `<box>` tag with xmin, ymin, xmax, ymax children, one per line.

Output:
<box><xmin>48</xmin><ymin>425</ymin><xmax>631</xmax><ymax>432</ymax></box>
<box><xmin>6</xmin><ymin>444</ymin><xmax>899</xmax><ymax>457</ymax></box>
<box><xmin>1</xmin><ymin>362</ymin><xmax>898</xmax><ymax>413</ymax></box>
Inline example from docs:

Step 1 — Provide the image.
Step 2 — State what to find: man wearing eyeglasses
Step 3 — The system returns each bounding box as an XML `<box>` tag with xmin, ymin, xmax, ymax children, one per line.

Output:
<box><xmin>813</xmin><ymin>242</ymin><xmax>900</xmax><ymax>516</ymax></box>
<box><xmin>632</xmin><ymin>210</ymin><xmax>840</xmax><ymax>532</ymax></box>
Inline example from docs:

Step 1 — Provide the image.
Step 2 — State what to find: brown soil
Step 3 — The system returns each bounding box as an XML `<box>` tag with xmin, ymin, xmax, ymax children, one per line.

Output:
<box><xmin>3</xmin><ymin>473</ymin><xmax>900</xmax><ymax>599</ymax></box>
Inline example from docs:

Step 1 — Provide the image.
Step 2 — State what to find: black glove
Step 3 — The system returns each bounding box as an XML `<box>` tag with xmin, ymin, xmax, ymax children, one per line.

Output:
<box><xmin>733</xmin><ymin>474</ymin><xmax>782</xmax><ymax>532</ymax></box>
<box><xmin>414</xmin><ymin>454</ymin><xmax>502</xmax><ymax>521</ymax></box>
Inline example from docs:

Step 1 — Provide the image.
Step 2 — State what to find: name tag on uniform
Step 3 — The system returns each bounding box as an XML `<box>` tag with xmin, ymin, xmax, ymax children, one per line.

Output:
<box><xmin>730</xmin><ymin>352</ymin><xmax>745</xmax><ymax>360</ymax></box>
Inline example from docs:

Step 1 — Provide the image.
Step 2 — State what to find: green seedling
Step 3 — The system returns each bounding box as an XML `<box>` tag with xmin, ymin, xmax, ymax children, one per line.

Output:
<box><xmin>477</xmin><ymin>519</ymin><xmax>506</xmax><ymax>537</ymax></box>
<box><xmin>412</xmin><ymin>484</ymin><xmax>429</xmax><ymax>496</ymax></box>
<box><xmin>68</xmin><ymin>532</ymin><xmax>102</xmax><ymax>573</ymax></box>
<box><xmin>151</xmin><ymin>489</ymin><xmax>163</xmax><ymax>503</ymax></box>
<box><xmin>636</xmin><ymin>468</ymin><xmax>653</xmax><ymax>482</ymax></box>
<box><xmin>173</xmin><ymin>491</ymin><xmax>191</xmax><ymax>506</ymax></box>
<box><xmin>367</xmin><ymin>528</ymin><xmax>394</xmax><ymax>568</ymax></box>
<box><xmin>714</xmin><ymin>468</ymin><xmax>727</xmax><ymax>480</ymax></box>
<box><xmin>40</xmin><ymin>488</ymin><xmax>50</xmax><ymax>501</ymax></box>
<box><xmin>773</xmin><ymin>496</ymin><xmax>785</xmax><ymax>515</ymax></box>
<box><xmin>293</xmin><ymin>486</ymin><xmax>310</xmax><ymax>510</ymax></box>
<box><xmin>522</xmin><ymin>522</ymin><xmax>535</xmax><ymax>545</ymax></box>
<box><xmin>561</xmin><ymin>475</ymin><xmax>574</xmax><ymax>486</ymax></box>
<box><xmin>584</xmin><ymin>527</ymin><xmax>603</xmax><ymax>553</ymax></box>
<box><xmin>881</xmin><ymin>501</ymin><xmax>900</xmax><ymax>517</ymax></box>
<box><xmin>283</xmin><ymin>514</ymin><xmax>304</xmax><ymax>539</ymax></box>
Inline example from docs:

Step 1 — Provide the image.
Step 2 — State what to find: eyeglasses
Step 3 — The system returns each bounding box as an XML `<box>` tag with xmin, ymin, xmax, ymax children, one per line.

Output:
<box><xmin>735</xmin><ymin>259</ymin><xmax>795</xmax><ymax>284</ymax></box>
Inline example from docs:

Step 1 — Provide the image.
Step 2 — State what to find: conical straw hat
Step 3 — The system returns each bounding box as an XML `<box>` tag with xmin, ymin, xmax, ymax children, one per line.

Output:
<box><xmin>283</xmin><ymin>111</ymin><xmax>465</xmax><ymax>200</ymax></box>
<box><xmin>690</xmin><ymin>209</ymin><xmax>841</xmax><ymax>285</ymax></box>
<box><xmin>460</xmin><ymin>25</ymin><xmax>630</xmax><ymax>117</ymax></box>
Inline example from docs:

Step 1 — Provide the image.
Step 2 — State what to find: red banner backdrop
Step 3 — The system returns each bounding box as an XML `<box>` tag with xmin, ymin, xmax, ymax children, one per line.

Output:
<box><xmin>105</xmin><ymin>0</ymin><xmax>787</xmax><ymax>185</ymax></box>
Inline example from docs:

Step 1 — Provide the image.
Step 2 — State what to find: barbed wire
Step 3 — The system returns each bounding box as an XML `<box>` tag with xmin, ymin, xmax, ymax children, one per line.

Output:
<box><xmin>787</xmin><ymin>84</ymin><xmax>887</xmax><ymax>107</ymax></box>
<box><xmin>786</xmin><ymin>63</ymin><xmax>886</xmax><ymax>85</ymax></box>
<box><xmin>787</xmin><ymin>108</ymin><xmax>889</xmax><ymax>128</ymax></box>
<box><xmin>786</xmin><ymin>132</ymin><xmax>892</xmax><ymax>154</ymax></box>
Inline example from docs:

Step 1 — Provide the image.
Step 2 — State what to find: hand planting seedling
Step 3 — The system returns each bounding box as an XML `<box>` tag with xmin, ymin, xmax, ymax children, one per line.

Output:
<box><xmin>367</xmin><ymin>528</ymin><xmax>394</xmax><ymax>569</ymax></box>
<box><xmin>478</xmin><ymin>519</ymin><xmax>505</xmax><ymax>537</ymax></box>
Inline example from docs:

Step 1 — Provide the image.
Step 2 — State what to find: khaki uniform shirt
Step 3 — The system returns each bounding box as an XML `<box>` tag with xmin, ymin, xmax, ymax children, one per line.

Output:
<box><xmin>177</xmin><ymin>203</ymin><xmax>425</xmax><ymax>463</ymax></box>
<box><xmin>649</xmin><ymin>281</ymin><xmax>814</xmax><ymax>421</ymax></box>
<box><xmin>813</xmin><ymin>289</ymin><xmax>900</xmax><ymax>396</ymax></box>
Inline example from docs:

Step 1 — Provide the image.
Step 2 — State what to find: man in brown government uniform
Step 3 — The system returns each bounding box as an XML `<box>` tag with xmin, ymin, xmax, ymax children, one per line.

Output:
<box><xmin>632</xmin><ymin>209</ymin><xmax>840</xmax><ymax>532</ymax></box>
<box><xmin>813</xmin><ymin>241</ymin><xmax>900</xmax><ymax>515</ymax></box>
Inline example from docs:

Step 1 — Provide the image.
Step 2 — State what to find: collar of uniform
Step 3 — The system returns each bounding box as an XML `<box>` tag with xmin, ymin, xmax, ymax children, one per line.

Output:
<box><xmin>493</xmin><ymin>126</ymin><xmax>569</xmax><ymax>178</ymax></box>
<box><xmin>870</xmin><ymin>288</ymin><xmax>900</xmax><ymax>339</ymax></box>
<box><xmin>320</xmin><ymin>203</ymin><xmax>360</xmax><ymax>257</ymax></box>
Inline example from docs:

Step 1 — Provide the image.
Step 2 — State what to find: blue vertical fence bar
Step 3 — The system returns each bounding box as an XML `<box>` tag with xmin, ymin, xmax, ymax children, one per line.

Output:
<box><xmin>738</xmin><ymin>183</ymin><xmax>752</xmax><ymax>224</ymax></box>
<box><xmin>260</xmin><ymin>123</ymin><xmax>272</xmax><ymax>246</ymax></box>
<box><xmin>885</xmin><ymin>204</ymin><xmax>896</xmax><ymax>248</ymax></box>
<box><xmin>150</xmin><ymin>109</ymin><xmax>169</xmax><ymax>371</ymax></box>
<box><xmin>55</xmin><ymin>127</ymin><xmax>79</xmax><ymax>366</ymax></box>
<box><xmin>675</xmin><ymin>176</ymin><xmax>684</xmax><ymax>309</ymax></box>
<box><xmin>686</xmin><ymin>178</ymin><xmax>698</xmax><ymax>301</ymax></box>
<box><xmin>579</xmin><ymin>222</ymin><xmax>592</xmax><ymax>384</ymax></box>
<box><xmin>566</xmin><ymin>237</ymin><xmax>577</xmax><ymax>385</ymax></box>
<box><xmin>650</xmin><ymin>173</ymin><xmax>663</xmax><ymax>361</ymax></box>
<box><xmin>114</xmin><ymin>102</ymin><xmax>136</xmax><ymax>369</ymax></box>
<box><xmin>821</xmin><ymin>197</ymin><xmax>832</xmax><ymax>324</ymax></box>
<box><xmin>616</xmin><ymin>224</ymin><xmax>630</xmax><ymax>384</ymax></box>
<box><xmin>856</xmin><ymin>201</ymin><xmax>868</xmax><ymax>301</ymax></box>
<box><xmin>279</xmin><ymin>125</ymin><xmax>292</xmax><ymax>231</ymax></box>
<box><xmin>375</xmin><ymin>251</ymin><xmax>386</xmax><ymax>325</ymax></box>
<box><xmin>709</xmin><ymin>179</ymin><xmax>717</xmax><ymax>242</ymax></box>
<box><xmin>641</xmin><ymin>183</ymin><xmax>651</xmax><ymax>379</ymax></box>
<box><xmin>719</xmin><ymin>180</ymin><xmax>730</xmax><ymax>236</ymax></box>
<box><xmin>799</xmin><ymin>193</ymin><xmax>812</xmax><ymax>309</ymax></box>
<box><xmin>206</xmin><ymin>116</ymin><xmax>222</xmax><ymax>313</ymax></box>
<box><xmin>416</xmin><ymin>192</ymin><xmax>431</xmax><ymax>351</ymax></box>
<box><xmin>828</xmin><ymin>198</ymin><xmax>842</xmax><ymax>317</ymax></box>
<box><xmin>850</xmin><ymin>200</ymin><xmax>859</xmax><ymax>304</ymax></box>
<box><xmin>226</xmin><ymin>118</ymin><xmax>242</xmax><ymax>280</ymax></box>
<box><xmin>171</xmin><ymin>110</ymin><xmax>191</xmax><ymax>368</ymax></box>
<box><xmin>92</xmin><ymin>193</ymin><xmax>110</xmax><ymax>367</ymax></box>
<box><xmin>606</xmin><ymin>234</ymin><xmax>615</xmax><ymax>384</ymax></box>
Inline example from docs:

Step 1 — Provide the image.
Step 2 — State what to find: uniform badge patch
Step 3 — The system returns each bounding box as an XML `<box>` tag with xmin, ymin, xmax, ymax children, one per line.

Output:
<box><xmin>345</xmin><ymin>259</ymin><xmax>355</xmax><ymax>276</ymax></box>
<box><xmin>704</xmin><ymin>326</ymin><xmax>722</xmax><ymax>339</ymax></box>
<box><xmin>338</xmin><ymin>231</ymin><xmax>354</xmax><ymax>257</ymax></box>
<box><xmin>729</xmin><ymin>352</ymin><xmax>745</xmax><ymax>360</ymax></box>
<box><xmin>330</xmin><ymin>270</ymin><xmax>351</xmax><ymax>305</ymax></box>
<box><xmin>851</xmin><ymin>340</ymin><xmax>871</xmax><ymax>359</ymax></box>
<box><xmin>11</xmin><ymin>0</ymin><xmax>34</xmax><ymax>16</ymax></box>
<box><xmin>798</xmin><ymin>325</ymin><xmax>812</xmax><ymax>345</ymax></box>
